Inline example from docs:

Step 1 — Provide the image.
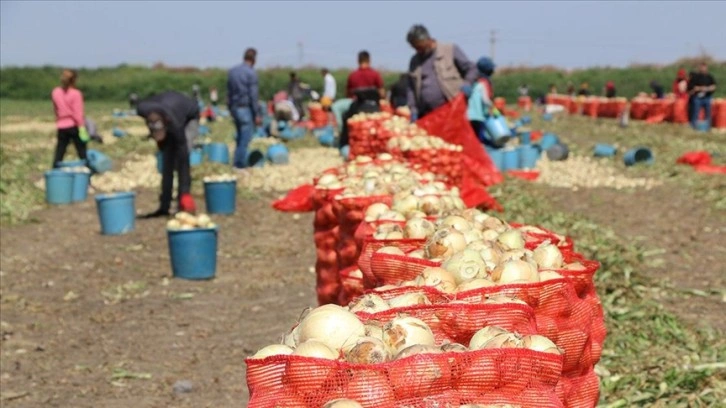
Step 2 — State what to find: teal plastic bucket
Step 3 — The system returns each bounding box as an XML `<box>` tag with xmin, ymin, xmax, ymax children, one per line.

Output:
<box><xmin>340</xmin><ymin>145</ymin><xmax>350</xmax><ymax>160</ymax></box>
<box><xmin>485</xmin><ymin>116</ymin><xmax>512</xmax><ymax>146</ymax></box>
<box><xmin>57</xmin><ymin>159</ymin><xmax>86</xmax><ymax>168</ymax></box>
<box><xmin>594</xmin><ymin>143</ymin><xmax>617</xmax><ymax>157</ymax></box>
<box><xmin>189</xmin><ymin>148</ymin><xmax>203</xmax><ymax>166</ymax></box>
<box><xmin>168</xmin><ymin>227</ymin><xmax>218</xmax><ymax>280</ymax></box>
<box><xmin>518</xmin><ymin>129</ymin><xmax>532</xmax><ymax>145</ymax></box>
<box><xmin>112</xmin><ymin>127</ymin><xmax>127</xmax><ymax>138</ymax></box>
<box><xmin>246</xmin><ymin>149</ymin><xmax>265</xmax><ymax>168</ymax></box>
<box><xmin>695</xmin><ymin>120</ymin><xmax>711</xmax><ymax>132</ymax></box>
<box><xmin>487</xmin><ymin>148</ymin><xmax>504</xmax><ymax>171</ymax></box>
<box><xmin>539</xmin><ymin>133</ymin><xmax>560</xmax><ymax>151</ymax></box>
<box><xmin>543</xmin><ymin>113</ymin><xmax>554</xmax><ymax>122</ymax></box>
<box><xmin>70</xmin><ymin>171</ymin><xmax>91</xmax><ymax>202</ymax></box>
<box><xmin>202</xmin><ymin>143</ymin><xmax>212</xmax><ymax>157</ymax></box>
<box><xmin>623</xmin><ymin>147</ymin><xmax>654</xmax><ymax>166</ymax></box>
<box><xmin>267</xmin><ymin>144</ymin><xmax>289</xmax><ymax>165</ymax></box>
<box><xmin>204</xmin><ymin>180</ymin><xmax>237</xmax><ymax>214</ymax></box>
<box><xmin>207</xmin><ymin>143</ymin><xmax>230</xmax><ymax>164</ymax></box>
<box><xmin>318</xmin><ymin>131</ymin><xmax>335</xmax><ymax>147</ymax></box>
<box><xmin>95</xmin><ymin>192</ymin><xmax>135</xmax><ymax>235</ymax></box>
<box><xmin>502</xmin><ymin>148</ymin><xmax>519</xmax><ymax>170</ymax></box>
<box><xmin>87</xmin><ymin>150</ymin><xmax>113</xmax><ymax>174</ymax></box>
<box><xmin>518</xmin><ymin>145</ymin><xmax>540</xmax><ymax>169</ymax></box>
<box><xmin>546</xmin><ymin>143</ymin><xmax>570</xmax><ymax>161</ymax></box>
<box><xmin>520</xmin><ymin>115</ymin><xmax>532</xmax><ymax>125</ymax></box>
<box><xmin>156</xmin><ymin>151</ymin><xmax>163</xmax><ymax>174</ymax></box>
<box><xmin>44</xmin><ymin>170</ymin><xmax>74</xmax><ymax>205</ymax></box>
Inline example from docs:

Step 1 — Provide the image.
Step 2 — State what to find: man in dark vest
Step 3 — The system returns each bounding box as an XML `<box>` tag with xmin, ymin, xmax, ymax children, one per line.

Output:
<box><xmin>405</xmin><ymin>24</ymin><xmax>478</xmax><ymax>120</ymax></box>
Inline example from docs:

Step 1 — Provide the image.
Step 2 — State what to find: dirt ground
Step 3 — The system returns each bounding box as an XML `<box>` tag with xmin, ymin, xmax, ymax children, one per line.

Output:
<box><xmin>0</xmin><ymin>190</ymin><xmax>317</xmax><ymax>407</ymax></box>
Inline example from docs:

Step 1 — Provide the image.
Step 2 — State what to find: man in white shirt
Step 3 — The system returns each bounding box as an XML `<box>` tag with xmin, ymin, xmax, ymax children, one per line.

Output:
<box><xmin>322</xmin><ymin>68</ymin><xmax>337</xmax><ymax>100</ymax></box>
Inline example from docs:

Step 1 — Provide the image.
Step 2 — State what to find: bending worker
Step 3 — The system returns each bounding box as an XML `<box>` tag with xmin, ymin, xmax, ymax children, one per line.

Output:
<box><xmin>136</xmin><ymin>91</ymin><xmax>200</xmax><ymax>218</ymax></box>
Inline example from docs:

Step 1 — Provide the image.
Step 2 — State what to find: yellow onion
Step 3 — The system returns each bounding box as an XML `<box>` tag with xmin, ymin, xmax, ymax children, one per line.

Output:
<box><xmin>349</xmin><ymin>294</ymin><xmax>390</xmax><ymax>314</ymax></box>
<box><xmin>416</xmin><ymin>267</ymin><xmax>457</xmax><ymax>293</ymax></box>
<box><xmin>440</xmin><ymin>343</ymin><xmax>468</xmax><ymax>353</ymax></box>
<box><xmin>383</xmin><ymin>316</ymin><xmax>435</xmax><ymax>354</ymax></box>
<box><xmin>533</xmin><ymin>242</ymin><xmax>564</xmax><ymax>269</ymax></box>
<box><xmin>345</xmin><ymin>336</ymin><xmax>392</xmax><ymax>364</ymax></box>
<box><xmin>476</xmin><ymin>333</ymin><xmax>523</xmax><ymax>349</ymax></box>
<box><xmin>364</xmin><ymin>203</ymin><xmax>390</xmax><ymax>222</ymax></box>
<box><xmin>323</xmin><ymin>399</ymin><xmax>364</xmax><ymax>408</ymax></box>
<box><xmin>491</xmin><ymin>260</ymin><xmax>540</xmax><ymax>284</ymax></box>
<box><xmin>373</xmin><ymin>224</ymin><xmax>404</xmax><ymax>240</ymax></box>
<box><xmin>522</xmin><ymin>334</ymin><xmax>562</xmax><ymax>355</ymax></box>
<box><xmin>442</xmin><ymin>249</ymin><xmax>487</xmax><ymax>284</ymax></box>
<box><xmin>563</xmin><ymin>262</ymin><xmax>587</xmax><ymax>271</ymax></box>
<box><xmin>378</xmin><ymin>210</ymin><xmax>406</xmax><ymax>222</ymax></box>
<box><xmin>293</xmin><ymin>340</ymin><xmax>339</xmax><ymax>359</ymax></box>
<box><xmin>440</xmin><ymin>215</ymin><xmax>472</xmax><ymax>232</ymax></box>
<box><xmin>479</xmin><ymin>246</ymin><xmax>504</xmax><ymax>271</ymax></box>
<box><xmin>456</xmin><ymin>278</ymin><xmax>496</xmax><ymax>292</ymax></box>
<box><xmin>364</xmin><ymin>322</ymin><xmax>385</xmax><ymax>342</ymax></box>
<box><xmin>469</xmin><ymin>326</ymin><xmax>509</xmax><ymax>349</ymax></box>
<box><xmin>251</xmin><ymin>344</ymin><xmax>294</xmax><ymax>359</ymax></box>
<box><xmin>425</xmin><ymin>229</ymin><xmax>467</xmax><ymax>259</ymax></box>
<box><xmin>376</xmin><ymin>246</ymin><xmax>405</xmax><ymax>256</ymax></box>
<box><xmin>296</xmin><ymin>305</ymin><xmax>365</xmax><ymax>351</ymax></box>
<box><xmin>538</xmin><ymin>270</ymin><xmax>564</xmax><ymax>281</ymax></box>
<box><xmin>388</xmin><ymin>292</ymin><xmax>431</xmax><ymax>308</ymax></box>
<box><xmin>408</xmin><ymin>249</ymin><xmax>426</xmax><ymax>259</ymax></box>
<box><xmin>392</xmin><ymin>195</ymin><xmax>419</xmax><ymax>214</ymax></box>
<box><xmin>481</xmin><ymin>229</ymin><xmax>500</xmax><ymax>242</ymax></box>
<box><xmin>420</xmin><ymin>195</ymin><xmax>442</xmax><ymax>215</ymax></box>
<box><xmin>406</xmin><ymin>210</ymin><xmax>428</xmax><ymax>220</ymax></box>
<box><xmin>317</xmin><ymin>174</ymin><xmax>339</xmax><ymax>187</ymax></box>
<box><xmin>496</xmin><ymin>229</ymin><xmax>525</xmax><ymax>250</ymax></box>
<box><xmin>462</xmin><ymin>229</ymin><xmax>483</xmax><ymax>244</ymax></box>
<box><xmin>404</xmin><ymin>218</ymin><xmax>436</xmax><ymax>239</ymax></box>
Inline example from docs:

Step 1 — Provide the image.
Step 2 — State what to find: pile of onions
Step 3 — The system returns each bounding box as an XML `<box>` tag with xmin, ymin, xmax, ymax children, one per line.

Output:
<box><xmin>469</xmin><ymin>326</ymin><xmax>562</xmax><ymax>355</ymax></box>
<box><xmin>60</xmin><ymin>166</ymin><xmax>91</xmax><ymax>174</ymax></box>
<box><xmin>388</xmin><ymin>135</ymin><xmax>463</xmax><ymax>152</ymax></box>
<box><xmin>166</xmin><ymin>212</ymin><xmax>216</xmax><ymax>230</ymax></box>
<box><xmin>203</xmin><ymin>174</ymin><xmax>236</xmax><ymax>182</ymax></box>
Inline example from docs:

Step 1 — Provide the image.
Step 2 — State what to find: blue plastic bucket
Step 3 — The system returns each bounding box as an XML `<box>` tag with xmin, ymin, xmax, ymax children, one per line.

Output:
<box><xmin>340</xmin><ymin>145</ymin><xmax>350</xmax><ymax>160</ymax></box>
<box><xmin>207</xmin><ymin>143</ymin><xmax>230</xmax><ymax>164</ymax></box>
<box><xmin>112</xmin><ymin>127</ymin><xmax>126</xmax><ymax>138</ymax></box>
<box><xmin>56</xmin><ymin>159</ymin><xmax>86</xmax><ymax>168</ymax></box>
<box><xmin>623</xmin><ymin>147</ymin><xmax>654</xmax><ymax>166</ymax></box>
<box><xmin>267</xmin><ymin>144</ymin><xmax>290</xmax><ymax>165</ymax></box>
<box><xmin>71</xmin><ymin>171</ymin><xmax>91</xmax><ymax>202</ymax></box>
<box><xmin>95</xmin><ymin>192</ymin><xmax>135</xmax><ymax>235</ymax></box>
<box><xmin>246</xmin><ymin>149</ymin><xmax>265</xmax><ymax>168</ymax></box>
<box><xmin>198</xmin><ymin>125</ymin><xmax>210</xmax><ymax>136</ymax></box>
<box><xmin>543</xmin><ymin>113</ymin><xmax>554</xmax><ymax>122</ymax></box>
<box><xmin>520</xmin><ymin>115</ymin><xmax>532</xmax><ymax>125</ymax></box>
<box><xmin>202</xmin><ymin>143</ymin><xmax>212</xmax><ymax>157</ymax></box>
<box><xmin>44</xmin><ymin>170</ymin><xmax>74</xmax><ymax>205</ymax></box>
<box><xmin>280</xmin><ymin>126</ymin><xmax>306</xmax><ymax>141</ymax></box>
<box><xmin>502</xmin><ymin>148</ymin><xmax>519</xmax><ymax>170</ymax></box>
<box><xmin>168</xmin><ymin>227</ymin><xmax>218</xmax><ymax>280</ymax></box>
<box><xmin>87</xmin><ymin>150</ymin><xmax>113</xmax><ymax>174</ymax></box>
<box><xmin>189</xmin><ymin>148</ymin><xmax>203</xmax><ymax>166</ymax></box>
<box><xmin>204</xmin><ymin>180</ymin><xmax>237</xmax><ymax>214</ymax></box>
<box><xmin>485</xmin><ymin>116</ymin><xmax>512</xmax><ymax>146</ymax></box>
<box><xmin>695</xmin><ymin>120</ymin><xmax>711</xmax><ymax>132</ymax></box>
<box><xmin>318</xmin><ymin>131</ymin><xmax>335</xmax><ymax>147</ymax></box>
<box><xmin>594</xmin><ymin>143</ymin><xmax>617</xmax><ymax>157</ymax></box>
<box><xmin>518</xmin><ymin>129</ymin><xmax>532</xmax><ymax>145</ymax></box>
<box><xmin>487</xmin><ymin>148</ymin><xmax>504</xmax><ymax>171</ymax></box>
<box><xmin>539</xmin><ymin>133</ymin><xmax>560</xmax><ymax>151</ymax></box>
<box><xmin>518</xmin><ymin>145</ymin><xmax>540</xmax><ymax>169</ymax></box>
<box><xmin>546</xmin><ymin>143</ymin><xmax>570</xmax><ymax>161</ymax></box>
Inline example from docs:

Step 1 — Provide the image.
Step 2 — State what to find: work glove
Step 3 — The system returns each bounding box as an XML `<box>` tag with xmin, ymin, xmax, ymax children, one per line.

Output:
<box><xmin>179</xmin><ymin>193</ymin><xmax>196</xmax><ymax>214</ymax></box>
<box><xmin>491</xmin><ymin>108</ymin><xmax>502</xmax><ymax>117</ymax></box>
<box><xmin>79</xmin><ymin>126</ymin><xmax>90</xmax><ymax>143</ymax></box>
<box><xmin>460</xmin><ymin>84</ymin><xmax>473</xmax><ymax>98</ymax></box>
<box><xmin>138</xmin><ymin>208</ymin><xmax>170</xmax><ymax>219</ymax></box>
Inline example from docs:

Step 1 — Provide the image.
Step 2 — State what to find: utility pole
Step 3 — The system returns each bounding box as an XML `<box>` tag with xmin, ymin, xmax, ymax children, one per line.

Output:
<box><xmin>490</xmin><ymin>29</ymin><xmax>497</xmax><ymax>60</ymax></box>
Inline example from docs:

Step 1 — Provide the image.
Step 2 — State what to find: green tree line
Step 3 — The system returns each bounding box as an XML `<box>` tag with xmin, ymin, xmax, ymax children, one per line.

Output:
<box><xmin>1</xmin><ymin>59</ymin><xmax>723</xmax><ymax>103</ymax></box>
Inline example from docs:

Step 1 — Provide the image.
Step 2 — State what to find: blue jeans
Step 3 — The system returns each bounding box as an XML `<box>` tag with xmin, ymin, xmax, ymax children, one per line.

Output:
<box><xmin>232</xmin><ymin>107</ymin><xmax>254</xmax><ymax>168</ymax></box>
<box><xmin>691</xmin><ymin>96</ymin><xmax>712</xmax><ymax>127</ymax></box>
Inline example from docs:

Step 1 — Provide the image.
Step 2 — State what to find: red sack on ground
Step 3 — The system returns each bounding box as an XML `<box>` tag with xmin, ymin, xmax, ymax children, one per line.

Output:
<box><xmin>694</xmin><ymin>164</ymin><xmax>726</xmax><ymax>174</ymax></box>
<box><xmin>508</xmin><ymin>170</ymin><xmax>540</xmax><ymax>181</ymax></box>
<box><xmin>676</xmin><ymin>151</ymin><xmax>712</xmax><ymax>166</ymax></box>
<box><xmin>272</xmin><ymin>184</ymin><xmax>315</xmax><ymax>212</ymax></box>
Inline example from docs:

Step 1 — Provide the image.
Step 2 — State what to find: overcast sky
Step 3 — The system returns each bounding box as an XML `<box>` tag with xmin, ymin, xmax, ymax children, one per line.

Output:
<box><xmin>1</xmin><ymin>1</ymin><xmax>724</xmax><ymax>70</ymax></box>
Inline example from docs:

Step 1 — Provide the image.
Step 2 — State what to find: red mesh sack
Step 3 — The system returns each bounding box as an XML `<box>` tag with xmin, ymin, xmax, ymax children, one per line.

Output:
<box><xmin>369</xmin><ymin>251</ymin><xmax>440</xmax><ymax>286</ymax></box>
<box><xmin>630</xmin><ymin>99</ymin><xmax>650</xmax><ymax>120</ymax></box>
<box><xmin>672</xmin><ymin>98</ymin><xmax>689</xmax><ymax>124</ymax></box>
<box><xmin>677</xmin><ymin>151</ymin><xmax>713</xmax><ymax>166</ymax></box>
<box><xmin>272</xmin><ymin>184</ymin><xmax>315</xmax><ymax>212</ymax></box>
<box><xmin>313</xmin><ymin>188</ymin><xmax>344</xmax><ymax>230</ymax></box>
<box><xmin>358</xmin><ymin>238</ymin><xmax>426</xmax><ymax>286</ymax></box>
<box><xmin>713</xmin><ymin>99</ymin><xmax>726</xmax><ymax>128</ymax></box>
<box><xmin>568</xmin><ymin>97</ymin><xmax>580</xmax><ymax>115</ymax></box>
<box><xmin>582</xmin><ymin>98</ymin><xmax>599</xmax><ymax>118</ymax></box>
<box><xmin>334</xmin><ymin>195</ymin><xmax>393</xmax><ymax>272</ymax></box>
<box><xmin>556</xmin><ymin>368</ymin><xmax>600</xmax><ymax>408</ymax></box>
<box><xmin>518</xmin><ymin>96</ymin><xmax>533</xmax><ymax>111</ymax></box>
<box><xmin>339</xmin><ymin>267</ymin><xmax>365</xmax><ymax>305</ymax></box>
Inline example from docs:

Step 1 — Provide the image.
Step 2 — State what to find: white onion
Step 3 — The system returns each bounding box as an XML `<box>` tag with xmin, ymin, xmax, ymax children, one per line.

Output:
<box><xmin>392</xmin><ymin>195</ymin><xmax>419</xmax><ymax>214</ymax></box>
<box><xmin>440</xmin><ymin>215</ymin><xmax>472</xmax><ymax>232</ymax></box>
<box><xmin>425</xmin><ymin>229</ymin><xmax>467</xmax><ymax>259</ymax></box>
<box><xmin>442</xmin><ymin>249</ymin><xmax>487</xmax><ymax>284</ymax></box>
<box><xmin>533</xmin><ymin>241</ymin><xmax>564</xmax><ymax>269</ymax></box>
<box><xmin>395</xmin><ymin>344</ymin><xmax>442</xmax><ymax>360</ymax></box>
<box><xmin>364</xmin><ymin>322</ymin><xmax>385</xmax><ymax>341</ymax></box>
<box><xmin>296</xmin><ymin>305</ymin><xmax>365</xmax><ymax>351</ymax></box>
<box><xmin>469</xmin><ymin>326</ymin><xmax>509</xmax><ymax>349</ymax></box>
<box><xmin>404</xmin><ymin>218</ymin><xmax>436</xmax><ymax>239</ymax></box>
<box><xmin>349</xmin><ymin>294</ymin><xmax>390</xmax><ymax>314</ymax></box>
<box><xmin>250</xmin><ymin>344</ymin><xmax>294</xmax><ymax>359</ymax></box>
<box><xmin>416</xmin><ymin>267</ymin><xmax>457</xmax><ymax>293</ymax></box>
<box><xmin>373</xmin><ymin>224</ymin><xmax>403</xmax><ymax>240</ymax></box>
<box><xmin>388</xmin><ymin>292</ymin><xmax>431</xmax><ymax>308</ymax></box>
<box><xmin>522</xmin><ymin>334</ymin><xmax>562</xmax><ymax>355</ymax></box>
<box><xmin>317</xmin><ymin>174</ymin><xmax>339</xmax><ymax>186</ymax></box>
<box><xmin>383</xmin><ymin>316</ymin><xmax>435</xmax><ymax>354</ymax></box>
<box><xmin>293</xmin><ymin>340</ymin><xmax>339</xmax><ymax>359</ymax></box>
<box><xmin>377</xmin><ymin>210</ymin><xmax>406</xmax><ymax>222</ymax></box>
<box><xmin>564</xmin><ymin>262</ymin><xmax>587</xmax><ymax>271</ymax></box>
<box><xmin>456</xmin><ymin>278</ymin><xmax>496</xmax><ymax>292</ymax></box>
<box><xmin>538</xmin><ymin>270</ymin><xmax>564</xmax><ymax>281</ymax></box>
<box><xmin>406</xmin><ymin>210</ymin><xmax>428</xmax><ymax>220</ymax></box>
<box><xmin>497</xmin><ymin>229</ymin><xmax>526</xmax><ymax>250</ymax></box>
<box><xmin>376</xmin><ymin>246</ymin><xmax>405</xmax><ymax>256</ymax></box>
<box><xmin>345</xmin><ymin>336</ymin><xmax>392</xmax><ymax>364</ymax></box>
<box><xmin>440</xmin><ymin>343</ymin><xmax>468</xmax><ymax>353</ymax></box>
<box><xmin>364</xmin><ymin>203</ymin><xmax>390</xmax><ymax>222</ymax></box>
<box><xmin>462</xmin><ymin>229</ymin><xmax>483</xmax><ymax>244</ymax></box>
<box><xmin>408</xmin><ymin>249</ymin><xmax>426</xmax><ymax>259</ymax></box>
<box><xmin>323</xmin><ymin>399</ymin><xmax>364</xmax><ymax>408</ymax></box>
<box><xmin>477</xmin><ymin>333</ymin><xmax>523</xmax><ymax>349</ymax></box>
<box><xmin>490</xmin><ymin>260</ymin><xmax>540</xmax><ymax>284</ymax></box>
<box><xmin>420</xmin><ymin>195</ymin><xmax>442</xmax><ymax>215</ymax></box>
<box><xmin>481</xmin><ymin>229</ymin><xmax>500</xmax><ymax>242</ymax></box>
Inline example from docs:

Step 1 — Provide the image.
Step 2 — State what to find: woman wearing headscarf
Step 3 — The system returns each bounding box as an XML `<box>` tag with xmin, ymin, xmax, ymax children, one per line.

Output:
<box><xmin>51</xmin><ymin>69</ymin><xmax>89</xmax><ymax>167</ymax></box>
<box><xmin>604</xmin><ymin>81</ymin><xmax>616</xmax><ymax>98</ymax></box>
<box><xmin>673</xmin><ymin>69</ymin><xmax>689</xmax><ymax>100</ymax></box>
<box><xmin>467</xmin><ymin>57</ymin><xmax>499</xmax><ymax>146</ymax></box>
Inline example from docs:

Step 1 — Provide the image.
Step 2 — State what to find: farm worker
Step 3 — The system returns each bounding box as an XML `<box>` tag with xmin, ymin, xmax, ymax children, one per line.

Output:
<box><xmin>649</xmin><ymin>80</ymin><xmax>665</xmax><ymax>99</ymax></box>
<box><xmin>288</xmin><ymin>72</ymin><xmax>306</xmax><ymax>119</ymax></box>
<box><xmin>566</xmin><ymin>81</ymin><xmax>576</xmax><ymax>97</ymax></box>
<box><xmin>689</xmin><ymin>62</ymin><xmax>717</xmax><ymax>127</ymax></box>
<box><xmin>467</xmin><ymin>57</ymin><xmax>500</xmax><ymax>146</ymax></box>
<box><xmin>84</xmin><ymin>118</ymin><xmax>103</xmax><ymax>144</ymax></box>
<box><xmin>51</xmin><ymin>69</ymin><xmax>89</xmax><ymax>168</ymax></box>
<box><xmin>604</xmin><ymin>81</ymin><xmax>616</xmax><ymax>98</ymax></box>
<box><xmin>227</xmin><ymin>48</ymin><xmax>262</xmax><ymax>170</ymax></box>
<box><xmin>577</xmin><ymin>82</ymin><xmax>591</xmax><ymax>97</ymax></box>
<box><xmin>209</xmin><ymin>87</ymin><xmax>219</xmax><ymax>107</ymax></box>
<box><xmin>339</xmin><ymin>50</ymin><xmax>385</xmax><ymax>148</ymax></box>
<box><xmin>322</xmin><ymin>68</ymin><xmax>337</xmax><ymax>100</ymax></box>
<box><xmin>405</xmin><ymin>24</ymin><xmax>477</xmax><ymax>120</ymax></box>
<box><xmin>129</xmin><ymin>93</ymin><xmax>139</xmax><ymax>110</ymax></box>
<box><xmin>673</xmin><ymin>69</ymin><xmax>689</xmax><ymax>100</ymax></box>
<box><xmin>389</xmin><ymin>74</ymin><xmax>409</xmax><ymax>109</ymax></box>
<box><xmin>331</xmin><ymin>98</ymin><xmax>353</xmax><ymax>134</ymax></box>
<box><xmin>136</xmin><ymin>91</ymin><xmax>200</xmax><ymax>218</ymax></box>
<box><xmin>518</xmin><ymin>84</ymin><xmax>529</xmax><ymax>97</ymax></box>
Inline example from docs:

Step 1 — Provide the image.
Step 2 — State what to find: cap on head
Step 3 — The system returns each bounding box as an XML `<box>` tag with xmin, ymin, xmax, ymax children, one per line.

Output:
<box><xmin>407</xmin><ymin>24</ymin><xmax>431</xmax><ymax>44</ymax></box>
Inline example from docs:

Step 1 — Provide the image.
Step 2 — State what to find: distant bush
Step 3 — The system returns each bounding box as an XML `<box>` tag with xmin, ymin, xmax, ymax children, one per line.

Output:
<box><xmin>1</xmin><ymin>59</ymin><xmax>724</xmax><ymax>102</ymax></box>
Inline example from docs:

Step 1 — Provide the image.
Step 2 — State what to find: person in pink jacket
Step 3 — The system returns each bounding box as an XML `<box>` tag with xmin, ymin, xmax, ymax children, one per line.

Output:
<box><xmin>51</xmin><ymin>69</ymin><xmax>89</xmax><ymax>167</ymax></box>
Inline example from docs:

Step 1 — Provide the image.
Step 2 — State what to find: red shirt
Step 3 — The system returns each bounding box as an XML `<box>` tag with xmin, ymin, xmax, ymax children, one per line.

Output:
<box><xmin>346</xmin><ymin>67</ymin><xmax>383</xmax><ymax>98</ymax></box>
